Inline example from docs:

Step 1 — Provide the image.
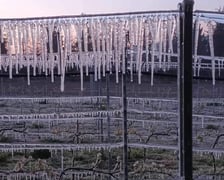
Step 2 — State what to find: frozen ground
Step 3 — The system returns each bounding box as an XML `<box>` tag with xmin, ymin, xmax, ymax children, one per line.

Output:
<box><xmin>0</xmin><ymin>74</ymin><xmax>224</xmax><ymax>180</ymax></box>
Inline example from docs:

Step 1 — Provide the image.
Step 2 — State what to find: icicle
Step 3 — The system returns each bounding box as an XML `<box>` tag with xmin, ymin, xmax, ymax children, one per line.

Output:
<box><xmin>109</xmin><ymin>20</ymin><xmax>114</xmax><ymax>73</ymax></box>
<box><xmin>67</xmin><ymin>20</ymin><xmax>72</xmax><ymax>56</ymax></box>
<box><xmin>77</xmin><ymin>22</ymin><xmax>84</xmax><ymax>91</ymax></box>
<box><xmin>121</xmin><ymin>20</ymin><xmax>126</xmax><ymax>75</ymax></box>
<box><xmin>90</xmin><ymin>20</ymin><xmax>98</xmax><ymax>81</ymax></box>
<box><xmin>193</xmin><ymin>17</ymin><xmax>200</xmax><ymax>77</ymax></box>
<box><xmin>7</xmin><ymin>23</ymin><xmax>13</xmax><ymax>79</ymax></box>
<box><xmin>44</xmin><ymin>24</ymin><xmax>49</xmax><ymax>76</ymax></box>
<box><xmin>60</xmin><ymin>28</ymin><xmax>65</xmax><ymax>92</ymax></box>
<box><xmin>158</xmin><ymin>18</ymin><xmax>164</xmax><ymax>69</ymax></box>
<box><xmin>114</xmin><ymin>18</ymin><xmax>119</xmax><ymax>83</ymax></box>
<box><xmin>31</xmin><ymin>22</ymin><xmax>37</xmax><ymax>76</ymax></box>
<box><xmin>83</xmin><ymin>19</ymin><xmax>88</xmax><ymax>53</ymax></box>
<box><xmin>163</xmin><ymin>22</ymin><xmax>167</xmax><ymax>72</ymax></box>
<box><xmin>96</xmin><ymin>20</ymin><xmax>102</xmax><ymax>80</ymax></box>
<box><xmin>12</xmin><ymin>24</ymin><xmax>19</xmax><ymax>74</ymax></box>
<box><xmin>117</xmin><ymin>20</ymin><xmax>122</xmax><ymax>74</ymax></box>
<box><xmin>55</xmin><ymin>25</ymin><xmax>61</xmax><ymax>75</ymax></box>
<box><xmin>167</xmin><ymin>16</ymin><xmax>172</xmax><ymax>70</ymax></box>
<box><xmin>170</xmin><ymin>17</ymin><xmax>176</xmax><ymax>54</ymax></box>
<box><xmin>23</xmin><ymin>24</ymin><xmax>31</xmax><ymax>85</ymax></box>
<box><xmin>129</xmin><ymin>17</ymin><xmax>135</xmax><ymax>82</ymax></box>
<box><xmin>208</xmin><ymin>21</ymin><xmax>215</xmax><ymax>85</ymax></box>
<box><xmin>105</xmin><ymin>18</ymin><xmax>110</xmax><ymax>72</ymax></box>
<box><xmin>137</xmin><ymin>17</ymin><xmax>144</xmax><ymax>84</ymax></box>
<box><xmin>83</xmin><ymin>20</ymin><xmax>89</xmax><ymax>77</ymax></box>
<box><xmin>149</xmin><ymin>19</ymin><xmax>156</xmax><ymax>86</ymax></box>
<box><xmin>17</xmin><ymin>23</ymin><xmax>23</xmax><ymax>70</ymax></box>
<box><xmin>48</xmin><ymin>21</ymin><xmax>55</xmax><ymax>82</ymax></box>
<box><xmin>40</xmin><ymin>23</ymin><xmax>45</xmax><ymax>74</ymax></box>
<box><xmin>35</xmin><ymin>22</ymin><xmax>40</xmax><ymax>74</ymax></box>
<box><xmin>101</xmin><ymin>21</ymin><xmax>106</xmax><ymax>77</ymax></box>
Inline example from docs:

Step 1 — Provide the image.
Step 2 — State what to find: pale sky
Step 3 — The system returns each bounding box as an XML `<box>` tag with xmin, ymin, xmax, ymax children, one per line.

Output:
<box><xmin>0</xmin><ymin>0</ymin><xmax>223</xmax><ymax>18</ymax></box>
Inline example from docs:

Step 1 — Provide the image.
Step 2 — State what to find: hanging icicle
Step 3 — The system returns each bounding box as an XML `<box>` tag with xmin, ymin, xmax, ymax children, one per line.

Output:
<box><xmin>114</xmin><ymin>18</ymin><xmax>119</xmax><ymax>83</ymax></box>
<box><xmin>76</xmin><ymin>21</ymin><xmax>84</xmax><ymax>91</ymax></box>
<box><xmin>149</xmin><ymin>17</ymin><xmax>157</xmax><ymax>86</ymax></box>
<box><xmin>48</xmin><ymin>21</ymin><xmax>55</xmax><ymax>82</ymax></box>
<box><xmin>60</xmin><ymin>24</ymin><xmax>66</xmax><ymax>92</ymax></box>
<box><xmin>193</xmin><ymin>17</ymin><xmax>200</xmax><ymax>77</ymax></box>
<box><xmin>129</xmin><ymin>17</ymin><xmax>134</xmax><ymax>81</ymax></box>
<box><xmin>167</xmin><ymin>16</ymin><xmax>172</xmax><ymax>70</ymax></box>
<box><xmin>208</xmin><ymin>21</ymin><xmax>215</xmax><ymax>85</ymax></box>
<box><xmin>158</xmin><ymin>17</ymin><xmax>163</xmax><ymax>69</ymax></box>
<box><xmin>137</xmin><ymin>16</ymin><xmax>144</xmax><ymax>84</ymax></box>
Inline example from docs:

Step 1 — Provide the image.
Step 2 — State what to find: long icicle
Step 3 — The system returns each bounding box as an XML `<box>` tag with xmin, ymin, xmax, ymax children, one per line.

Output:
<box><xmin>162</xmin><ymin>20</ymin><xmax>167</xmax><ymax>72</ymax></box>
<box><xmin>13</xmin><ymin>24</ymin><xmax>19</xmax><ymax>74</ymax></box>
<box><xmin>158</xmin><ymin>18</ymin><xmax>163</xmax><ymax>69</ymax></box>
<box><xmin>137</xmin><ymin>16</ymin><xmax>144</xmax><ymax>84</ymax></box>
<box><xmin>150</xmin><ymin>18</ymin><xmax>156</xmax><ymax>86</ymax></box>
<box><xmin>90</xmin><ymin>19</ymin><xmax>98</xmax><ymax>82</ymax></box>
<box><xmin>24</xmin><ymin>24</ymin><xmax>31</xmax><ymax>85</ymax></box>
<box><xmin>31</xmin><ymin>22</ymin><xmax>37</xmax><ymax>76</ymax></box>
<box><xmin>128</xmin><ymin>18</ymin><xmax>133</xmax><ymax>81</ymax></box>
<box><xmin>8</xmin><ymin>23</ymin><xmax>13</xmax><ymax>79</ymax></box>
<box><xmin>79</xmin><ymin>21</ymin><xmax>84</xmax><ymax>91</ymax></box>
<box><xmin>167</xmin><ymin>16</ymin><xmax>172</xmax><ymax>70</ymax></box>
<box><xmin>18</xmin><ymin>22</ymin><xmax>23</xmax><ymax>71</ymax></box>
<box><xmin>102</xmin><ymin>20</ymin><xmax>106</xmax><ymax>77</ymax></box>
<box><xmin>97</xmin><ymin>19</ymin><xmax>102</xmax><ymax>80</ymax></box>
<box><xmin>48</xmin><ymin>21</ymin><xmax>55</xmax><ymax>82</ymax></box>
<box><xmin>193</xmin><ymin>17</ymin><xmax>200</xmax><ymax>77</ymax></box>
<box><xmin>114</xmin><ymin>18</ymin><xmax>119</xmax><ymax>83</ymax></box>
<box><xmin>83</xmin><ymin>19</ymin><xmax>89</xmax><ymax>77</ymax></box>
<box><xmin>208</xmin><ymin>21</ymin><xmax>215</xmax><ymax>85</ymax></box>
<box><xmin>60</xmin><ymin>24</ymin><xmax>66</xmax><ymax>92</ymax></box>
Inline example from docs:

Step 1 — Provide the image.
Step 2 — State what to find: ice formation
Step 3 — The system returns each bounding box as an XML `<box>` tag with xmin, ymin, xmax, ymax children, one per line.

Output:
<box><xmin>0</xmin><ymin>12</ymin><xmax>221</xmax><ymax>91</ymax></box>
<box><xmin>0</xmin><ymin>13</ymin><xmax>180</xmax><ymax>91</ymax></box>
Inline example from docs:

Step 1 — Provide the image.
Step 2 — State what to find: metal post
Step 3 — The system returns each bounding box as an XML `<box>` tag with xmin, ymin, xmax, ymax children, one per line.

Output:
<box><xmin>106</xmin><ymin>71</ymin><xmax>112</xmax><ymax>180</ymax></box>
<box><xmin>122</xmin><ymin>32</ymin><xmax>129</xmax><ymax>180</ymax></box>
<box><xmin>179</xmin><ymin>0</ymin><xmax>194</xmax><ymax>179</ymax></box>
<box><xmin>178</xmin><ymin>2</ymin><xmax>184</xmax><ymax>178</ymax></box>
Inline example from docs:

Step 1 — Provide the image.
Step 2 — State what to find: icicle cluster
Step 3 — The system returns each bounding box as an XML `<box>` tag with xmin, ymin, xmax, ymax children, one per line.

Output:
<box><xmin>0</xmin><ymin>12</ymin><xmax>223</xmax><ymax>91</ymax></box>
<box><xmin>0</xmin><ymin>109</ymin><xmax>122</xmax><ymax>121</ymax></box>
<box><xmin>0</xmin><ymin>13</ymin><xmax>178</xmax><ymax>91</ymax></box>
<box><xmin>0</xmin><ymin>142</ymin><xmax>123</xmax><ymax>152</ymax></box>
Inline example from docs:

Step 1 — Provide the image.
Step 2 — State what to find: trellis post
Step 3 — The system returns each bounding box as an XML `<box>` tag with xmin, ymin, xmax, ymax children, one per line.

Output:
<box><xmin>178</xmin><ymin>0</ymin><xmax>194</xmax><ymax>179</ymax></box>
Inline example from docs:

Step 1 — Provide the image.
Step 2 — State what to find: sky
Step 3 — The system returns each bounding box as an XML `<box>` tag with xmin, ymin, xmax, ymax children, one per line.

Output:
<box><xmin>0</xmin><ymin>0</ymin><xmax>223</xmax><ymax>18</ymax></box>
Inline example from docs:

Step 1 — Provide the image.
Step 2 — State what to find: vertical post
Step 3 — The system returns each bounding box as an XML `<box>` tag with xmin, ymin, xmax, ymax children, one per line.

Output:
<box><xmin>98</xmin><ymin>78</ymin><xmax>104</xmax><ymax>143</ymax></box>
<box><xmin>106</xmin><ymin>71</ymin><xmax>112</xmax><ymax>180</ymax></box>
<box><xmin>61</xmin><ymin>149</ymin><xmax>64</xmax><ymax>170</ymax></box>
<box><xmin>180</xmin><ymin>0</ymin><xmax>194</xmax><ymax>179</ymax></box>
<box><xmin>122</xmin><ymin>32</ymin><xmax>129</xmax><ymax>180</ymax></box>
<box><xmin>178</xmin><ymin>3</ymin><xmax>184</xmax><ymax>178</ymax></box>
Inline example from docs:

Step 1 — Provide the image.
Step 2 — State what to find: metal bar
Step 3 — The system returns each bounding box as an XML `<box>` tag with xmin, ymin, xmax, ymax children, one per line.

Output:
<box><xmin>106</xmin><ymin>71</ymin><xmax>112</xmax><ymax>180</ymax></box>
<box><xmin>178</xmin><ymin>2</ymin><xmax>184</xmax><ymax>178</ymax></box>
<box><xmin>122</xmin><ymin>32</ymin><xmax>129</xmax><ymax>180</ymax></box>
<box><xmin>182</xmin><ymin>0</ymin><xmax>194</xmax><ymax>179</ymax></box>
<box><xmin>0</xmin><ymin>10</ymin><xmax>222</xmax><ymax>22</ymax></box>
<box><xmin>0</xmin><ymin>10</ymin><xmax>179</xmax><ymax>21</ymax></box>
